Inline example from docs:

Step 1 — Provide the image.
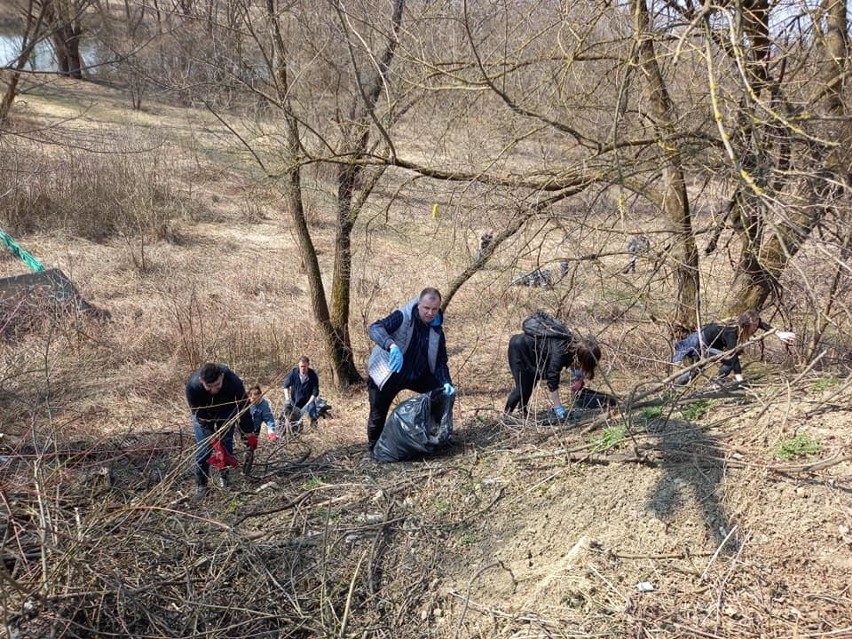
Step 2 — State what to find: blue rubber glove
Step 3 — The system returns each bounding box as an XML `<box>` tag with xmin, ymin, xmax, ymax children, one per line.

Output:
<box><xmin>554</xmin><ymin>405</ymin><xmax>567</xmax><ymax>419</ymax></box>
<box><xmin>388</xmin><ymin>344</ymin><xmax>403</xmax><ymax>373</ymax></box>
<box><xmin>443</xmin><ymin>383</ymin><xmax>456</xmax><ymax>396</ymax></box>
<box><xmin>430</xmin><ymin>314</ymin><xmax>442</xmax><ymax>327</ymax></box>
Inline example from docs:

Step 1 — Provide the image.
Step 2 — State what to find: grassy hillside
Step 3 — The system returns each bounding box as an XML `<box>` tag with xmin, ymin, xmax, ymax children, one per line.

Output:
<box><xmin>1</xmin><ymin>78</ymin><xmax>851</xmax><ymax>639</ymax></box>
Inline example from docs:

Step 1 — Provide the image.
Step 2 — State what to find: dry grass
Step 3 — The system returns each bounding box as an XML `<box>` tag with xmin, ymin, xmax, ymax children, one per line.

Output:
<box><xmin>1</xmin><ymin>78</ymin><xmax>851</xmax><ymax>639</ymax></box>
<box><xmin>0</xmin><ymin>131</ymin><xmax>200</xmax><ymax>243</ymax></box>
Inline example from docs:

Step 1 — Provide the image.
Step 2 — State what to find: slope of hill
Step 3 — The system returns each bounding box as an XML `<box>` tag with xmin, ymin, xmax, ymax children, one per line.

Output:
<box><xmin>1</xmin><ymin>79</ymin><xmax>850</xmax><ymax>639</ymax></box>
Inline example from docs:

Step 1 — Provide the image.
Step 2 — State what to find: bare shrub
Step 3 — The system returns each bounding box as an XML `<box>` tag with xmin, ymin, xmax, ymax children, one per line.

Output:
<box><xmin>116</xmin><ymin>286</ymin><xmax>295</xmax><ymax>388</ymax></box>
<box><xmin>0</xmin><ymin>139</ymin><xmax>194</xmax><ymax>241</ymax></box>
<box><xmin>0</xmin><ymin>422</ymin><xmax>416</xmax><ymax>639</ymax></box>
<box><xmin>216</xmin><ymin>321</ymin><xmax>294</xmax><ymax>384</ymax></box>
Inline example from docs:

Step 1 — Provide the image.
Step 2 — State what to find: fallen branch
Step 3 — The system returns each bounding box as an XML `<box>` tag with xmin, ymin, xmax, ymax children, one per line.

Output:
<box><xmin>768</xmin><ymin>453</ymin><xmax>851</xmax><ymax>474</ymax></box>
<box><xmin>229</xmin><ymin>490</ymin><xmax>311</xmax><ymax>527</ymax></box>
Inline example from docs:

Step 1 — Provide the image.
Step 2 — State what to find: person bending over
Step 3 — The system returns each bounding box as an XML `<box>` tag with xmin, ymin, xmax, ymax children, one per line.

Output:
<box><xmin>186</xmin><ymin>362</ymin><xmax>256</xmax><ymax>498</ymax></box>
<box><xmin>672</xmin><ymin>309</ymin><xmax>795</xmax><ymax>385</ymax></box>
<box><xmin>504</xmin><ymin>323</ymin><xmax>601</xmax><ymax>419</ymax></box>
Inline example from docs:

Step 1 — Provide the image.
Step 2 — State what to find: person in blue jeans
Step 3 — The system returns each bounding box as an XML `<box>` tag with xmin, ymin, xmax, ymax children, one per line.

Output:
<box><xmin>672</xmin><ymin>309</ymin><xmax>796</xmax><ymax>385</ymax></box>
<box><xmin>248</xmin><ymin>385</ymin><xmax>279</xmax><ymax>441</ymax></box>
<box><xmin>283</xmin><ymin>356</ymin><xmax>320</xmax><ymax>427</ymax></box>
<box><xmin>366</xmin><ymin>287</ymin><xmax>455</xmax><ymax>451</ymax></box>
<box><xmin>186</xmin><ymin>362</ymin><xmax>257</xmax><ymax>499</ymax></box>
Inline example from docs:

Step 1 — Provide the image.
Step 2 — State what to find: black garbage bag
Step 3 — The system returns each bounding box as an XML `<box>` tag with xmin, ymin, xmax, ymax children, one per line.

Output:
<box><xmin>574</xmin><ymin>387</ymin><xmax>618</xmax><ymax>409</ymax></box>
<box><xmin>373</xmin><ymin>389</ymin><xmax>455</xmax><ymax>463</ymax></box>
<box><xmin>314</xmin><ymin>397</ymin><xmax>332</xmax><ymax>419</ymax></box>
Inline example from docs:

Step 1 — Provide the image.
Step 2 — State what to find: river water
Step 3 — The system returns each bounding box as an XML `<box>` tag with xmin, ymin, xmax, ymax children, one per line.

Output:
<box><xmin>0</xmin><ymin>32</ymin><xmax>60</xmax><ymax>72</ymax></box>
<box><xmin>1</xmin><ymin>31</ymin><xmax>100</xmax><ymax>73</ymax></box>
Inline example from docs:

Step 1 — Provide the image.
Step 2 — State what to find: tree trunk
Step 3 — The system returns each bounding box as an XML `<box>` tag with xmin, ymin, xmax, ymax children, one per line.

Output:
<box><xmin>724</xmin><ymin>0</ymin><xmax>849</xmax><ymax>315</ymax></box>
<box><xmin>329</xmin><ymin>167</ymin><xmax>364</xmax><ymax>386</ymax></box>
<box><xmin>1</xmin><ymin>1</ymin><xmax>49</xmax><ymax>122</ymax></box>
<box><xmin>45</xmin><ymin>0</ymin><xmax>84</xmax><ymax>79</ymax></box>
<box><xmin>267</xmin><ymin>0</ymin><xmax>359</xmax><ymax>389</ymax></box>
<box><xmin>631</xmin><ymin>0</ymin><xmax>700</xmax><ymax>334</ymax></box>
<box><xmin>279</xmin><ymin>155</ymin><xmax>346</xmax><ymax>384</ymax></box>
<box><xmin>0</xmin><ymin>73</ymin><xmax>22</xmax><ymax>124</ymax></box>
<box><xmin>326</xmin><ymin>0</ymin><xmax>406</xmax><ymax>386</ymax></box>
<box><xmin>65</xmin><ymin>26</ymin><xmax>84</xmax><ymax>78</ymax></box>
<box><xmin>727</xmin><ymin>202</ymin><xmax>827</xmax><ymax>313</ymax></box>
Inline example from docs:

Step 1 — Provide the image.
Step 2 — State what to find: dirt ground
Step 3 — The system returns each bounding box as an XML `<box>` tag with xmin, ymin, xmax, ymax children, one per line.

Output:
<box><xmin>1</xmin><ymin>78</ymin><xmax>851</xmax><ymax>638</ymax></box>
<box><xmin>429</xmin><ymin>395</ymin><xmax>852</xmax><ymax>638</ymax></box>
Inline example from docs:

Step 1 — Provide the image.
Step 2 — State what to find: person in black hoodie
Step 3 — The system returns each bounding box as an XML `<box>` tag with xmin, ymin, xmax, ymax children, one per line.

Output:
<box><xmin>186</xmin><ymin>362</ymin><xmax>256</xmax><ymax>498</ymax></box>
<box><xmin>504</xmin><ymin>315</ymin><xmax>602</xmax><ymax>419</ymax></box>
<box><xmin>672</xmin><ymin>309</ymin><xmax>795</xmax><ymax>385</ymax></box>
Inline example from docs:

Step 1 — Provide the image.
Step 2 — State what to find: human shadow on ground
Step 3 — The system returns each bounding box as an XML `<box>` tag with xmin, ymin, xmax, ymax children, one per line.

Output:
<box><xmin>639</xmin><ymin>403</ymin><xmax>738</xmax><ymax>551</ymax></box>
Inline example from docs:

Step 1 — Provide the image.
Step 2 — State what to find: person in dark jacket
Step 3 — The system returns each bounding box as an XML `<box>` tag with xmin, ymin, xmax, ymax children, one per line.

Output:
<box><xmin>282</xmin><ymin>356</ymin><xmax>320</xmax><ymax>426</ymax></box>
<box><xmin>504</xmin><ymin>330</ymin><xmax>601</xmax><ymax>419</ymax></box>
<box><xmin>672</xmin><ymin>309</ymin><xmax>795</xmax><ymax>385</ymax></box>
<box><xmin>186</xmin><ymin>362</ymin><xmax>256</xmax><ymax>498</ymax></box>
<box><xmin>366</xmin><ymin>287</ymin><xmax>454</xmax><ymax>451</ymax></box>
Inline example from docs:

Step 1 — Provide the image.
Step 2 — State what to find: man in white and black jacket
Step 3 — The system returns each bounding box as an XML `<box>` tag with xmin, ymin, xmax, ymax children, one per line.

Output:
<box><xmin>365</xmin><ymin>287</ymin><xmax>454</xmax><ymax>452</ymax></box>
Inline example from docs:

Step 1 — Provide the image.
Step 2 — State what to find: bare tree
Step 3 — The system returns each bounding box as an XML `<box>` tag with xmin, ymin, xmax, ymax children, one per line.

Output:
<box><xmin>629</xmin><ymin>0</ymin><xmax>700</xmax><ymax>333</ymax></box>
<box><xmin>43</xmin><ymin>0</ymin><xmax>88</xmax><ymax>78</ymax></box>
<box><xmin>0</xmin><ymin>1</ymin><xmax>50</xmax><ymax>122</ymax></box>
<box><xmin>383</xmin><ymin>0</ymin><xmax>850</xmax><ymax>333</ymax></box>
<box><xmin>88</xmin><ymin>0</ymin><xmax>850</xmax><ymax>367</ymax></box>
<box><xmin>325</xmin><ymin>0</ymin><xmax>405</xmax><ymax>384</ymax></box>
<box><xmin>714</xmin><ymin>0</ymin><xmax>851</xmax><ymax>314</ymax></box>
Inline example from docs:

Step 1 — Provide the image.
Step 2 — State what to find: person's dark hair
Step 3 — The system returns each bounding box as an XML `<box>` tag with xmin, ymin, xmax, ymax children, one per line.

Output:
<box><xmin>199</xmin><ymin>362</ymin><xmax>223</xmax><ymax>383</ymax></box>
<box><xmin>571</xmin><ymin>336</ymin><xmax>601</xmax><ymax>380</ymax></box>
<box><xmin>248</xmin><ymin>385</ymin><xmax>261</xmax><ymax>394</ymax></box>
<box><xmin>419</xmin><ymin>287</ymin><xmax>442</xmax><ymax>302</ymax></box>
<box><xmin>738</xmin><ymin>310</ymin><xmax>760</xmax><ymax>329</ymax></box>
<box><xmin>298</xmin><ymin>355</ymin><xmax>310</xmax><ymax>365</ymax></box>
<box><xmin>737</xmin><ymin>309</ymin><xmax>761</xmax><ymax>341</ymax></box>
